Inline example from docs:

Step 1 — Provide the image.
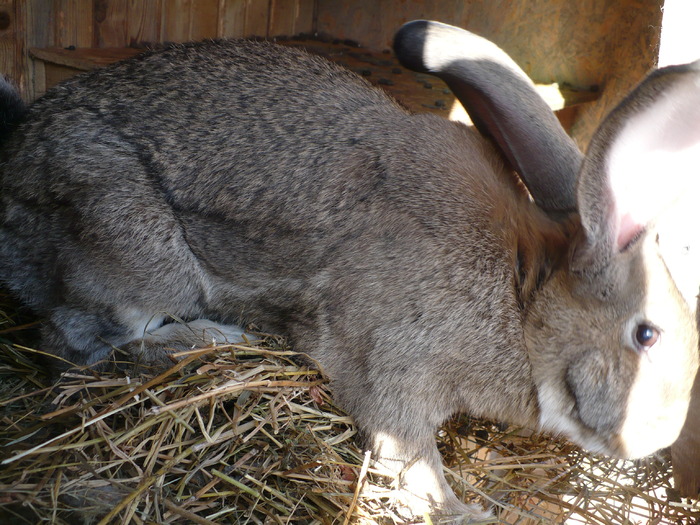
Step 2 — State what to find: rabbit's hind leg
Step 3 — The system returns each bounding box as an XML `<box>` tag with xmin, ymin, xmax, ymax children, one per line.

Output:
<box><xmin>40</xmin><ymin>305</ymin><xmax>149</xmax><ymax>369</ymax></box>
<box><xmin>41</xmin><ymin>306</ymin><xmax>249</xmax><ymax>371</ymax></box>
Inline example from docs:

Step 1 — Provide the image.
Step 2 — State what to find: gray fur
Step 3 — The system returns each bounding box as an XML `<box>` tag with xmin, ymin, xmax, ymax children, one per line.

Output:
<box><xmin>0</xmin><ymin>26</ymin><xmax>697</xmax><ymax>522</ymax></box>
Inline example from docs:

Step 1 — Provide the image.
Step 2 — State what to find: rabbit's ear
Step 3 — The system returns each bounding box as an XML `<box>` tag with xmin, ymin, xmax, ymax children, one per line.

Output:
<box><xmin>573</xmin><ymin>60</ymin><xmax>700</xmax><ymax>271</ymax></box>
<box><xmin>394</xmin><ymin>20</ymin><xmax>582</xmax><ymax>220</ymax></box>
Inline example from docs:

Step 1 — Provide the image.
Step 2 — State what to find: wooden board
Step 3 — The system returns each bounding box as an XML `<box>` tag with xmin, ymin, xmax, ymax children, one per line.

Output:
<box><xmin>29</xmin><ymin>46</ymin><xmax>142</xmax><ymax>71</ymax></box>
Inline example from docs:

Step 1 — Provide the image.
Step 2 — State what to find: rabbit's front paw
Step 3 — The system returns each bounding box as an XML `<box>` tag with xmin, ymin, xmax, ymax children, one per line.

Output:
<box><xmin>371</xmin><ymin>431</ymin><xmax>493</xmax><ymax>523</ymax></box>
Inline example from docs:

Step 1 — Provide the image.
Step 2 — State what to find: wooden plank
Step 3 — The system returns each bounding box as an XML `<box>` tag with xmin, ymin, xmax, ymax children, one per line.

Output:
<box><xmin>296</xmin><ymin>0</ymin><xmax>315</xmax><ymax>35</ymax></box>
<box><xmin>222</xmin><ymin>0</ymin><xmax>270</xmax><ymax>38</ymax></box>
<box><xmin>0</xmin><ymin>2</ymin><xmax>18</xmax><ymax>94</ymax></box>
<box><xmin>219</xmin><ymin>0</ymin><xmax>246</xmax><ymax>37</ymax></box>
<box><xmin>314</xmin><ymin>0</ymin><xmax>663</xmax><ymax>148</ymax></box>
<box><xmin>26</xmin><ymin>0</ymin><xmax>52</xmax><ymax>48</ymax></box>
<box><xmin>30</xmin><ymin>46</ymin><xmax>142</xmax><ymax>71</ymax></box>
<box><xmin>43</xmin><ymin>62</ymin><xmax>83</xmax><ymax>88</ymax></box>
<box><xmin>94</xmin><ymin>0</ymin><xmax>128</xmax><ymax>47</ymax></box>
<box><xmin>11</xmin><ymin>0</ymin><xmax>28</xmax><ymax>97</ymax></box>
<box><xmin>16</xmin><ymin>0</ymin><xmax>661</xmax><ymax>141</ymax></box>
<box><xmin>268</xmin><ymin>0</ymin><xmax>292</xmax><ymax>36</ymax></box>
<box><xmin>161</xmin><ymin>0</ymin><xmax>192</xmax><ymax>42</ymax></box>
<box><xmin>189</xmin><ymin>0</ymin><xmax>219</xmax><ymax>40</ymax></box>
<box><xmin>53</xmin><ymin>0</ymin><xmax>94</xmax><ymax>47</ymax></box>
<box><xmin>243</xmin><ymin>0</ymin><xmax>270</xmax><ymax>37</ymax></box>
<box><xmin>29</xmin><ymin>38</ymin><xmax>597</xmax><ymax>129</ymax></box>
<box><xmin>128</xmin><ymin>0</ymin><xmax>163</xmax><ymax>44</ymax></box>
<box><xmin>564</xmin><ymin>2</ymin><xmax>662</xmax><ymax>146</ymax></box>
<box><xmin>25</xmin><ymin>0</ymin><xmax>51</xmax><ymax>100</ymax></box>
<box><xmin>269</xmin><ymin>0</ymin><xmax>315</xmax><ymax>37</ymax></box>
<box><xmin>0</xmin><ymin>2</ymin><xmax>32</xmax><ymax>101</ymax></box>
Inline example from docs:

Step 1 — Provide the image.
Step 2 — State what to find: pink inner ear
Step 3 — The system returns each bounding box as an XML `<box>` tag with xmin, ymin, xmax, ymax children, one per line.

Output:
<box><xmin>616</xmin><ymin>212</ymin><xmax>645</xmax><ymax>251</ymax></box>
<box><xmin>602</xmin><ymin>72</ymin><xmax>700</xmax><ymax>255</ymax></box>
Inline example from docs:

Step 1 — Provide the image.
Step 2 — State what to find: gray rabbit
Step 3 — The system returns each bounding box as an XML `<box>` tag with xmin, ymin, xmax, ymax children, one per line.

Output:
<box><xmin>1</xmin><ymin>19</ymin><xmax>698</xmax><ymax>521</ymax></box>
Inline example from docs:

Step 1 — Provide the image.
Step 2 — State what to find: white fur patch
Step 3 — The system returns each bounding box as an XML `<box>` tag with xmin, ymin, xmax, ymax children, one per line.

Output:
<box><xmin>372</xmin><ymin>431</ymin><xmax>492</xmax><ymax>520</ymax></box>
<box><xmin>147</xmin><ymin>319</ymin><xmax>249</xmax><ymax>346</ymax></box>
<box><xmin>536</xmin><ymin>384</ymin><xmax>610</xmax><ymax>456</ymax></box>
<box><xmin>618</xmin><ymin>332</ymin><xmax>694</xmax><ymax>457</ymax></box>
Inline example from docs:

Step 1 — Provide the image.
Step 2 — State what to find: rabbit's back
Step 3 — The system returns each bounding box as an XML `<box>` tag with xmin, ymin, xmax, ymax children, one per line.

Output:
<box><xmin>2</xmin><ymin>40</ymin><xmax>408</xmax><ymax>217</ymax></box>
<box><xmin>0</xmin><ymin>39</ymin><xmax>527</xmax><ymax>354</ymax></box>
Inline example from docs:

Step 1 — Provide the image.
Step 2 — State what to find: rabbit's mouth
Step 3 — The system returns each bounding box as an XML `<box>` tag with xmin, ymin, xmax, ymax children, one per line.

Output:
<box><xmin>535</xmin><ymin>378</ymin><xmax>620</xmax><ymax>457</ymax></box>
<box><xmin>534</xmin><ymin>349</ymin><xmax>693</xmax><ymax>460</ymax></box>
<box><xmin>536</xmin><ymin>390</ymin><xmax>628</xmax><ymax>459</ymax></box>
<box><xmin>614</xmin><ymin>387</ymin><xmax>692</xmax><ymax>460</ymax></box>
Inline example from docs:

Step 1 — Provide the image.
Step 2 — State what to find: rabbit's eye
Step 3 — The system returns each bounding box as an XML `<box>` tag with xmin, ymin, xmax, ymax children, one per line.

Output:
<box><xmin>635</xmin><ymin>324</ymin><xmax>660</xmax><ymax>349</ymax></box>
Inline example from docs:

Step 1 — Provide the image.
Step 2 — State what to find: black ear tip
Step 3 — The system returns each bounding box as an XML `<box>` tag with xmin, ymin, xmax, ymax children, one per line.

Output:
<box><xmin>393</xmin><ymin>20</ymin><xmax>431</xmax><ymax>73</ymax></box>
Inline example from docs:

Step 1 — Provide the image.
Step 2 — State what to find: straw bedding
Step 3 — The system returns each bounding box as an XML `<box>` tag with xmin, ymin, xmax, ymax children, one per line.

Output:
<box><xmin>1</xmin><ymin>291</ymin><xmax>698</xmax><ymax>524</ymax></box>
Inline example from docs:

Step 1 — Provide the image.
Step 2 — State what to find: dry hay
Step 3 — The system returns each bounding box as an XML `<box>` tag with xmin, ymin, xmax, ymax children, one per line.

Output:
<box><xmin>1</xmin><ymin>291</ymin><xmax>699</xmax><ymax>525</ymax></box>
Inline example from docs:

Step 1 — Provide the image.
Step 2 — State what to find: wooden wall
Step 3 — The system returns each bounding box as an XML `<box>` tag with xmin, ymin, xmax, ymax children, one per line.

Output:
<box><xmin>0</xmin><ymin>0</ymin><xmax>665</xmax><ymax>147</ymax></box>
<box><xmin>28</xmin><ymin>0</ymin><xmax>316</xmax><ymax>48</ymax></box>
<box><xmin>0</xmin><ymin>0</ymin><xmax>318</xmax><ymax>103</ymax></box>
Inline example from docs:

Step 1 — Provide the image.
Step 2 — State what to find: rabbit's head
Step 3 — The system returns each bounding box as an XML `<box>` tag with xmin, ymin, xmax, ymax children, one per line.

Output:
<box><xmin>395</xmin><ymin>21</ymin><xmax>700</xmax><ymax>459</ymax></box>
<box><xmin>527</xmin><ymin>233</ymin><xmax>698</xmax><ymax>459</ymax></box>
<box><xmin>527</xmin><ymin>61</ymin><xmax>700</xmax><ymax>459</ymax></box>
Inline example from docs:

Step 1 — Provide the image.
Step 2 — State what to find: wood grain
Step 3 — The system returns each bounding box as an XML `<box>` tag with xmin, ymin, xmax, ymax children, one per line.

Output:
<box><xmin>189</xmin><ymin>0</ymin><xmax>219</xmax><ymax>41</ymax></box>
<box><xmin>0</xmin><ymin>1</ymin><xmax>20</xmax><ymax>98</ymax></box>
<box><xmin>95</xmin><ymin>0</ymin><xmax>127</xmax><ymax>48</ymax></box>
<box><xmin>53</xmin><ymin>0</ymin><xmax>94</xmax><ymax>47</ymax></box>
<box><xmin>128</xmin><ymin>0</ymin><xmax>162</xmax><ymax>45</ymax></box>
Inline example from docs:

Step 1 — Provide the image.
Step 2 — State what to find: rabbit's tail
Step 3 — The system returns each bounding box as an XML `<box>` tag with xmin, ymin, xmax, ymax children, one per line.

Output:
<box><xmin>0</xmin><ymin>76</ymin><xmax>26</xmax><ymax>140</ymax></box>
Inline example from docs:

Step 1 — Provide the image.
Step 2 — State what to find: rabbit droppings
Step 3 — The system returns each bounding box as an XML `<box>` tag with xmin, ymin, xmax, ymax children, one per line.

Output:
<box><xmin>0</xmin><ymin>20</ymin><xmax>698</xmax><ymax>522</ymax></box>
